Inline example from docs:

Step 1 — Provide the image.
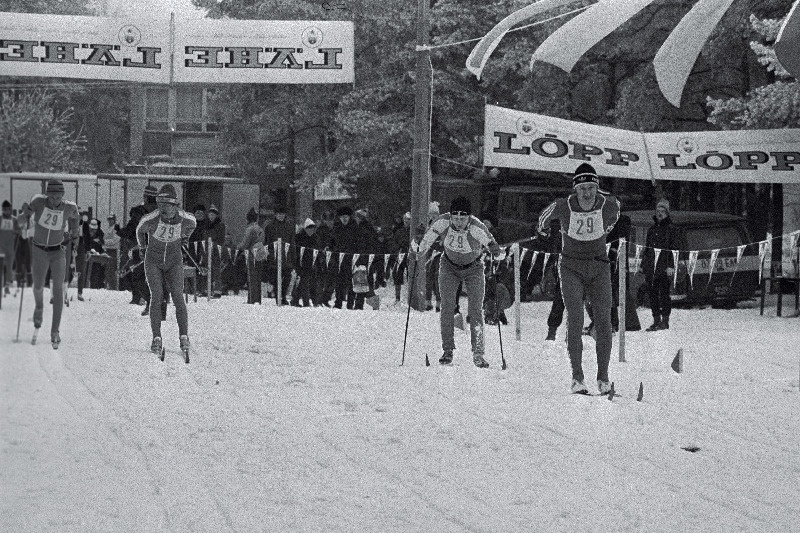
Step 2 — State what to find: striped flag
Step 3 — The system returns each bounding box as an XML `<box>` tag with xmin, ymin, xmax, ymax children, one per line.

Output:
<box><xmin>654</xmin><ymin>0</ymin><xmax>736</xmax><ymax>107</ymax></box>
<box><xmin>530</xmin><ymin>0</ymin><xmax>658</xmax><ymax>73</ymax></box>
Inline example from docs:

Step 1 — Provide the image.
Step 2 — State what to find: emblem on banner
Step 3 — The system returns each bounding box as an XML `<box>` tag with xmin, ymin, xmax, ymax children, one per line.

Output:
<box><xmin>302</xmin><ymin>27</ymin><xmax>323</xmax><ymax>48</ymax></box>
<box><xmin>676</xmin><ymin>137</ymin><xmax>698</xmax><ymax>155</ymax></box>
<box><xmin>516</xmin><ymin>117</ymin><xmax>536</xmax><ymax>136</ymax></box>
<box><xmin>119</xmin><ymin>25</ymin><xmax>142</xmax><ymax>47</ymax></box>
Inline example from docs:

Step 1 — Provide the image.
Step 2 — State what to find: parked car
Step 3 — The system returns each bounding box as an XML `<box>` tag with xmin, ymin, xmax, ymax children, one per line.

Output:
<box><xmin>625</xmin><ymin>210</ymin><xmax>760</xmax><ymax>308</ymax></box>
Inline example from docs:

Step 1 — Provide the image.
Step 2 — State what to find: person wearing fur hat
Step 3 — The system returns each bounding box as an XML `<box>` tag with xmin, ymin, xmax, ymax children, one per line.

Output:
<box><xmin>1</xmin><ymin>199</ymin><xmax>21</xmax><ymax>295</ymax></box>
<box><xmin>292</xmin><ymin>218</ymin><xmax>320</xmax><ymax>307</ymax></box>
<box><xmin>537</xmin><ymin>163</ymin><xmax>620</xmax><ymax>395</ymax></box>
<box><xmin>118</xmin><ymin>184</ymin><xmax>158</xmax><ymax>305</ymax></box>
<box><xmin>328</xmin><ymin>205</ymin><xmax>365</xmax><ymax>309</ymax></box>
<box><xmin>641</xmin><ymin>198</ymin><xmax>683</xmax><ymax>331</ymax></box>
<box><xmin>415</xmin><ymin>195</ymin><xmax>502</xmax><ymax>368</ymax></box>
<box><xmin>136</xmin><ymin>184</ymin><xmax>197</xmax><ymax>356</ymax></box>
<box><xmin>264</xmin><ymin>203</ymin><xmax>296</xmax><ymax>305</ymax></box>
<box><xmin>205</xmin><ymin>205</ymin><xmax>226</xmax><ymax>298</ymax></box>
<box><xmin>16</xmin><ymin>179</ymin><xmax>81</xmax><ymax>347</ymax></box>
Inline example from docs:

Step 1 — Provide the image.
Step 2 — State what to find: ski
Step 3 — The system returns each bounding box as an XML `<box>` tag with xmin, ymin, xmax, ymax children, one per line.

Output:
<box><xmin>31</xmin><ymin>328</ymin><xmax>39</xmax><ymax>345</ymax></box>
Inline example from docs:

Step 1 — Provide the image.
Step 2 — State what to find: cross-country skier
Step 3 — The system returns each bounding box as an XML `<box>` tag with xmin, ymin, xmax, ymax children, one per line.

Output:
<box><xmin>415</xmin><ymin>196</ymin><xmax>502</xmax><ymax>368</ymax></box>
<box><xmin>537</xmin><ymin>163</ymin><xmax>620</xmax><ymax>395</ymax></box>
<box><xmin>136</xmin><ymin>184</ymin><xmax>196</xmax><ymax>359</ymax></box>
<box><xmin>16</xmin><ymin>179</ymin><xmax>81</xmax><ymax>348</ymax></box>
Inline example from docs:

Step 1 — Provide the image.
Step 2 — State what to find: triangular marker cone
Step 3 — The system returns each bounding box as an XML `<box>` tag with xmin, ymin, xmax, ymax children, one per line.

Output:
<box><xmin>637</xmin><ymin>382</ymin><xmax>644</xmax><ymax>402</ymax></box>
<box><xmin>671</xmin><ymin>348</ymin><xmax>683</xmax><ymax>374</ymax></box>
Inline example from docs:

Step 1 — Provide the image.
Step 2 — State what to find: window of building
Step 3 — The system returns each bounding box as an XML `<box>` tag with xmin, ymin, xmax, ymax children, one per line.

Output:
<box><xmin>145</xmin><ymin>87</ymin><xmax>169</xmax><ymax>131</ymax></box>
<box><xmin>175</xmin><ymin>87</ymin><xmax>203</xmax><ymax>132</ymax></box>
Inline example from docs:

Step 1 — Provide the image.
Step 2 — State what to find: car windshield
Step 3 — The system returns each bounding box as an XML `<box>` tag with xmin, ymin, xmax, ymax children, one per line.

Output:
<box><xmin>684</xmin><ymin>226</ymin><xmax>742</xmax><ymax>251</ymax></box>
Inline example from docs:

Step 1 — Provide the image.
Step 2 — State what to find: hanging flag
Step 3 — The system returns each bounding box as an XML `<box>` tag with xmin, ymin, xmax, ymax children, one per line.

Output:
<box><xmin>367</xmin><ymin>254</ymin><xmax>375</xmax><ymax>272</ymax></box>
<box><xmin>325</xmin><ymin>250</ymin><xmax>332</xmax><ymax>267</ymax></box>
<box><xmin>273</xmin><ymin>241</ymin><xmax>280</xmax><ymax>258</ymax></box>
<box><xmin>672</xmin><ymin>249</ymin><xmax>680</xmax><ymax>288</ymax></box>
<box><xmin>774</xmin><ymin>0</ymin><xmax>800</xmax><ymax>78</ymax></box>
<box><xmin>398</xmin><ymin>253</ymin><xmax>406</xmax><ymax>265</ymax></box>
<box><xmin>606</xmin><ymin>242</ymin><xmax>611</xmax><ymax>257</ymax></box>
<box><xmin>531</xmin><ymin>0</ymin><xmax>657</xmax><ymax>73</ymax></box>
<box><xmin>708</xmin><ymin>249</ymin><xmax>720</xmax><ymax>281</ymax></box>
<box><xmin>284</xmin><ymin>242</ymin><xmax>290</xmax><ymax>255</ymax></box>
<box><xmin>653</xmin><ymin>0</ymin><xmax>736</xmax><ymax>107</ymax></box>
<box><xmin>338</xmin><ymin>253</ymin><xmax>345</xmax><ymax>271</ymax></box>
<box><xmin>217</xmin><ymin>244</ymin><xmax>222</xmax><ymax>259</ymax></box>
<box><xmin>352</xmin><ymin>253</ymin><xmax>360</xmax><ymax>269</ymax></box>
<box><xmin>520</xmin><ymin>248</ymin><xmax>528</xmax><ymax>263</ymax></box>
<box><xmin>233</xmin><ymin>249</ymin><xmax>239</xmax><ymax>263</ymax></box>
<box><xmin>466</xmin><ymin>0</ymin><xmax>576</xmax><ymax>79</ymax></box>
<box><xmin>244</xmin><ymin>249</ymin><xmax>250</xmax><ymax>262</ymax></box>
<box><xmin>527</xmin><ymin>251</ymin><xmax>539</xmax><ymax>280</ymax></box>
<box><xmin>299</xmin><ymin>246</ymin><xmax>305</xmax><ymax>263</ymax></box>
<box><xmin>193</xmin><ymin>241</ymin><xmax>198</xmax><ymax>255</ymax></box>
<box><xmin>633</xmin><ymin>245</ymin><xmax>643</xmax><ymax>276</ymax></box>
<box><xmin>383</xmin><ymin>254</ymin><xmax>390</xmax><ymax>269</ymax></box>
<box><xmin>729</xmin><ymin>243</ymin><xmax>746</xmax><ymax>284</ymax></box>
<box><xmin>687</xmin><ymin>250</ymin><xmax>699</xmax><ymax>289</ymax></box>
<box><xmin>653</xmin><ymin>248</ymin><xmax>662</xmax><ymax>278</ymax></box>
<box><xmin>758</xmin><ymin>238</ymin><xmax>769</xmax><ymax>284</ymax></box>
<box><xmin>312</xmin><ymin>249</ymin><xmax>319</xmax><ymax>266</ymax></box>
<box><xmin>201</xmin><ymin>240</ymin><xmax>206</xmax><ymax>254</ymax></box>
<box><xmin>543</xmin><ymin>252</ymin><xmax>551</xmax><ymax>271</ymax></box>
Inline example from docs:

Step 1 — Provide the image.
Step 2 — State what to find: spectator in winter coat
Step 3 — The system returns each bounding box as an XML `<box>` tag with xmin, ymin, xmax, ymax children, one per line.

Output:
<box><xmin>118</xmin><ymin>186</ymin><xmax>158</xmax><ymax>305</ymax></box>
<box><xmin>264</xmin><ymin>205</ymin><xmax>295</xmax><ymax>304</ymax></box>
<box><xmin>1</xmin><ymin>200</ymin><xmax>21</xmax><ymax>293</ymax></box>
<box><xmin>292</xmin><ymin>218</ymin><xmax>320</xmax><ymax>307</ymax></box>
<box><xmin>641</xmin><ymin>199</ymin><xmax>684</xmax><ymax>331</ymax></box>
<box><xmin>328</xmin><ymin>206</ymin><xmax>363</xmax><ymax>309</ymax></box>
<box><xmin>315</xmin><ymin>210</ymin><xmax>336</xmax><ymax>306</ymax></box>
<box><xmin>206</xmin><ymin>205</ymin><xmax>226</xmax><ymax>297</ymax></box>
<box><xmin>390</xmin><ymin>212</ymin><xmax>411</xmax><ymax>303</ymax></box>
<box><xmin>238</xmin><ymin>208</ymin><xmax>266</xmax><ymax>304</ymax></box>
<box><xmin>83</xmin><ymin>218</ymin><xmax>107</xmax><ymax>291</ymax></box>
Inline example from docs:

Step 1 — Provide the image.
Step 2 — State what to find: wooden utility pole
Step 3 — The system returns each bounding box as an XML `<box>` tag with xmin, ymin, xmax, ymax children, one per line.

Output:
<box><xmin>409</xmin><ymin>0</ymin><xmax>431</xmax><ymax>311</ymax></box>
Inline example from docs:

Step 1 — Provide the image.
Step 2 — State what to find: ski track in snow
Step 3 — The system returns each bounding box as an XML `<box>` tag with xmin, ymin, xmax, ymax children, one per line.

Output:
<box><xmin>1</xmin><ymin>285</ymin><xmax>799</xmax><ymax>532</ymax></box>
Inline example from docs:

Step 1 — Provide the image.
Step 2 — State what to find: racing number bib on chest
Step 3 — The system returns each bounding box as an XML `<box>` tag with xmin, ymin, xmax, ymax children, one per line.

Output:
<box><xmin>444</xmin><ymin>228</ymin><xmax>474</xmax><ymax>254</ymax></box>
<box><xmin>1</xmin><ymin>219</ymin><xmax>13</xmax><ymax>231</ymax></box>
<box><xmin>153</xmin><ymin>220</ymin><xmax>182</xmax><ymax>243</ymax></box>
<box><xmin>38</xmin><ymin>207</ymin><xmax>64</xmax><ymax>231</ymax></box>
<box><xmin>567</xmin><ymin>210</ymin><xmax>604</xmax><ymax>241</ymax></box>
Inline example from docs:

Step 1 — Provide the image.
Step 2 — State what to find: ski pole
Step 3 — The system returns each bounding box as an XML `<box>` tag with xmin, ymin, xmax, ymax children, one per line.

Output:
<box><xmin>400</xmin><ymin>254</ymin><xmax>419</xmax><ymax>367</ymax></box>
<box><xmin>15</xmin><ymin>279</ymin><xmax>25</xmax><ymax>343</ymax></box>
<box><xmin>492</xmin><ymin>257</ymin><xmax>507</xmax><ymax>370</ymax></box>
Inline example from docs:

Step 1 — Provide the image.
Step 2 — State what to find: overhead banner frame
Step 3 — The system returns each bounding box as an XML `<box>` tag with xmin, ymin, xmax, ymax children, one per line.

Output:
<box><xmin>0</xmin><ymin>11</ymin><xmax>354</xmax><ymax>84</ymax></box>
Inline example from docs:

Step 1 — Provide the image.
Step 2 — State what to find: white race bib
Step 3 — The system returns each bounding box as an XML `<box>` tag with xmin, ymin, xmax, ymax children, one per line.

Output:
<box><xmin>38</xmin><ymin>207</ymin><xmax>63</xmax><ymax>231</ymax></box>
<box><xmin>567</xmin><ymin>210</ymin><xmax>604</xmax><ymax>241</ymax></box>
<box><xmin>153</xmin><ymin>221</ymin><xmax>182</xmax><ymax>243</ymax></box>
<box><xmin>444</xmin><ymin>228</ymin><xmax>474</xmax><ymax>254</ymax></box>
<box><xmin>0</xmin><ymin>218</ymin><xmax>13</xmax><ymax>231</ymax></box>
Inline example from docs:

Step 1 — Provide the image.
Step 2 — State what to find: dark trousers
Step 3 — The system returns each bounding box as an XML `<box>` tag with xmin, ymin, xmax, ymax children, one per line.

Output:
<box><xmin>648</xmin><ymin>275</ymin><xmax>672</xmax><ymax>319</ymax></box>
<box><xmin>247</xmin><ymin>259</ymin><xmax>263</xmax><ymax>304</ymax></box>
<box><xmin>294</xmin><ymin>268</ymin><xmax>315</xmax><ymax>306</ymax></box>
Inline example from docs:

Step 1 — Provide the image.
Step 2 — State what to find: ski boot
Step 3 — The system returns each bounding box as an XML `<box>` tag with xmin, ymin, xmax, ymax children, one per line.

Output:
<box><xmin>151</xmin><ymin>336</ymin><xmax>165</xmax><ymax>361</ymax></box>
<box><xmin>180</xmin><ymin>335</ymin><xmax>190</xmax><ymax>364</ymax></box>
<box><xmin>472</xmin><ymin>354</ymin><xmax>489</xmax><ymax>368</ymax></box>
<box><xmin>77</xmin><ymin>293</ymin><xmax>84</xmax><ymax>302</ymax></box>
<box><xmin>439</xmin><ymin>350</ymin><xmax>453</xmax><ymax>365</ymax></box>
<box><xmin>571</xmin><ymin>379</ymin><xmax>589</xmax><ymax>395</ymax></box>
<box><xmin>51</xmin><ymin>332</ymin><xmax>61</xmax><ymax>350</ymax></box>
<box><xmin>597</xmin><ymin>380</ymin><xmax>612</xmax><ymax>396</ymax></box>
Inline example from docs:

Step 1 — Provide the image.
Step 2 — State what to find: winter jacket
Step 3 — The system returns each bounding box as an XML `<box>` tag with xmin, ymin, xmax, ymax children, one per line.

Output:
<box><xmin>294</xmin><ymin>229</ymin><xmax>319</xmax><ymax>271</ymax></box>
<box><xmin>207</xmin><ymin>218</ymin><xmax>226</xmax><ymax>244</ymax></box>
<box><xmin>329</xmin><ymin>219</ymin><xmax>362</xmax><ymax>254</ymax></box>
<box><xmin>641</xmin><ymin>215</ymin><xmax>683</xmax><ymax>280</ymax></box>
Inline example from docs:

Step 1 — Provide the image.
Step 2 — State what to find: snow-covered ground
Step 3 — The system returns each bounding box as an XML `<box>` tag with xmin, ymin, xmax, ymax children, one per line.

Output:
<box><xmin>1</xmin><ymin>284</ymin><xmax>799</xmax><ymax>532</ymax></box>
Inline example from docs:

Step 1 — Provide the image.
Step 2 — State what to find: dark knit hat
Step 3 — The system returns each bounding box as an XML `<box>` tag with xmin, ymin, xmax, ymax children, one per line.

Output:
<box><xmin>572</xmin><ymin>163</ymin><xmax>599</xmax><ymax>188</ymax></box>
<box><xmin>449</xmin><ymin>196</ymin><xmax>472</xmax><ymax>215</ymax></box>
<box><xmin>144</xmin><ymin>185</ymin><xmax>158</xmax><ymax>198</ymax></box>
<box><xmin>156</xmin><ymin>184</ymin><xmax>178</xmax><ymax>205</ymax></box>
<box><xmin>194</xmin><ymin>204</ymin><xmax>206</xmax><ymax>213</ymax></box>
<box><xmin>2</xmin><ymin>200</ymin><xmax>11</xmax><ymax>208</ymax></box>
<box><xmin>656</xmin><ymin>199</ymin><xmax>670</xmax><ymax>213</ymax></box>
<box><xmin>336</xmin><ymin>206</ymin><xmax>353</xmax><ymax>217</ymax></box>
<box><xmin>246</xmin><ymin>207</ymin><xmax>258</xmax><ymax>223</ymax></box>
<box><xmin>46</xmin><ymin>179</ymin><xmax>65</xmax><ymax>194</ymax></box>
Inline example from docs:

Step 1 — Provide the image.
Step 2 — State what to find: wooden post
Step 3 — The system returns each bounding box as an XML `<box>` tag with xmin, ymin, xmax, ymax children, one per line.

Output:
<box><xmin>618</xmin><ymin>238</ymin><xmax>627</xmax><ymax>363</ymax></box>
<box><xmin>277</xmin><ymin>238</ymin><xmax>283</xmax><ymax>306</ymax></box>
<box><xmin>206</xmin><ymin>237</ymin><xmax>212</xmax><ymax>302</ymax></box>
<box><xmin>409</xmin><ymin>0</ymin><xmax>431</xmax><ymax>311</ymax></box>
<box><xmin>514</xmin><ymin>244</ymin><xmax>521</xmax><ymax>341</ymax></box>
